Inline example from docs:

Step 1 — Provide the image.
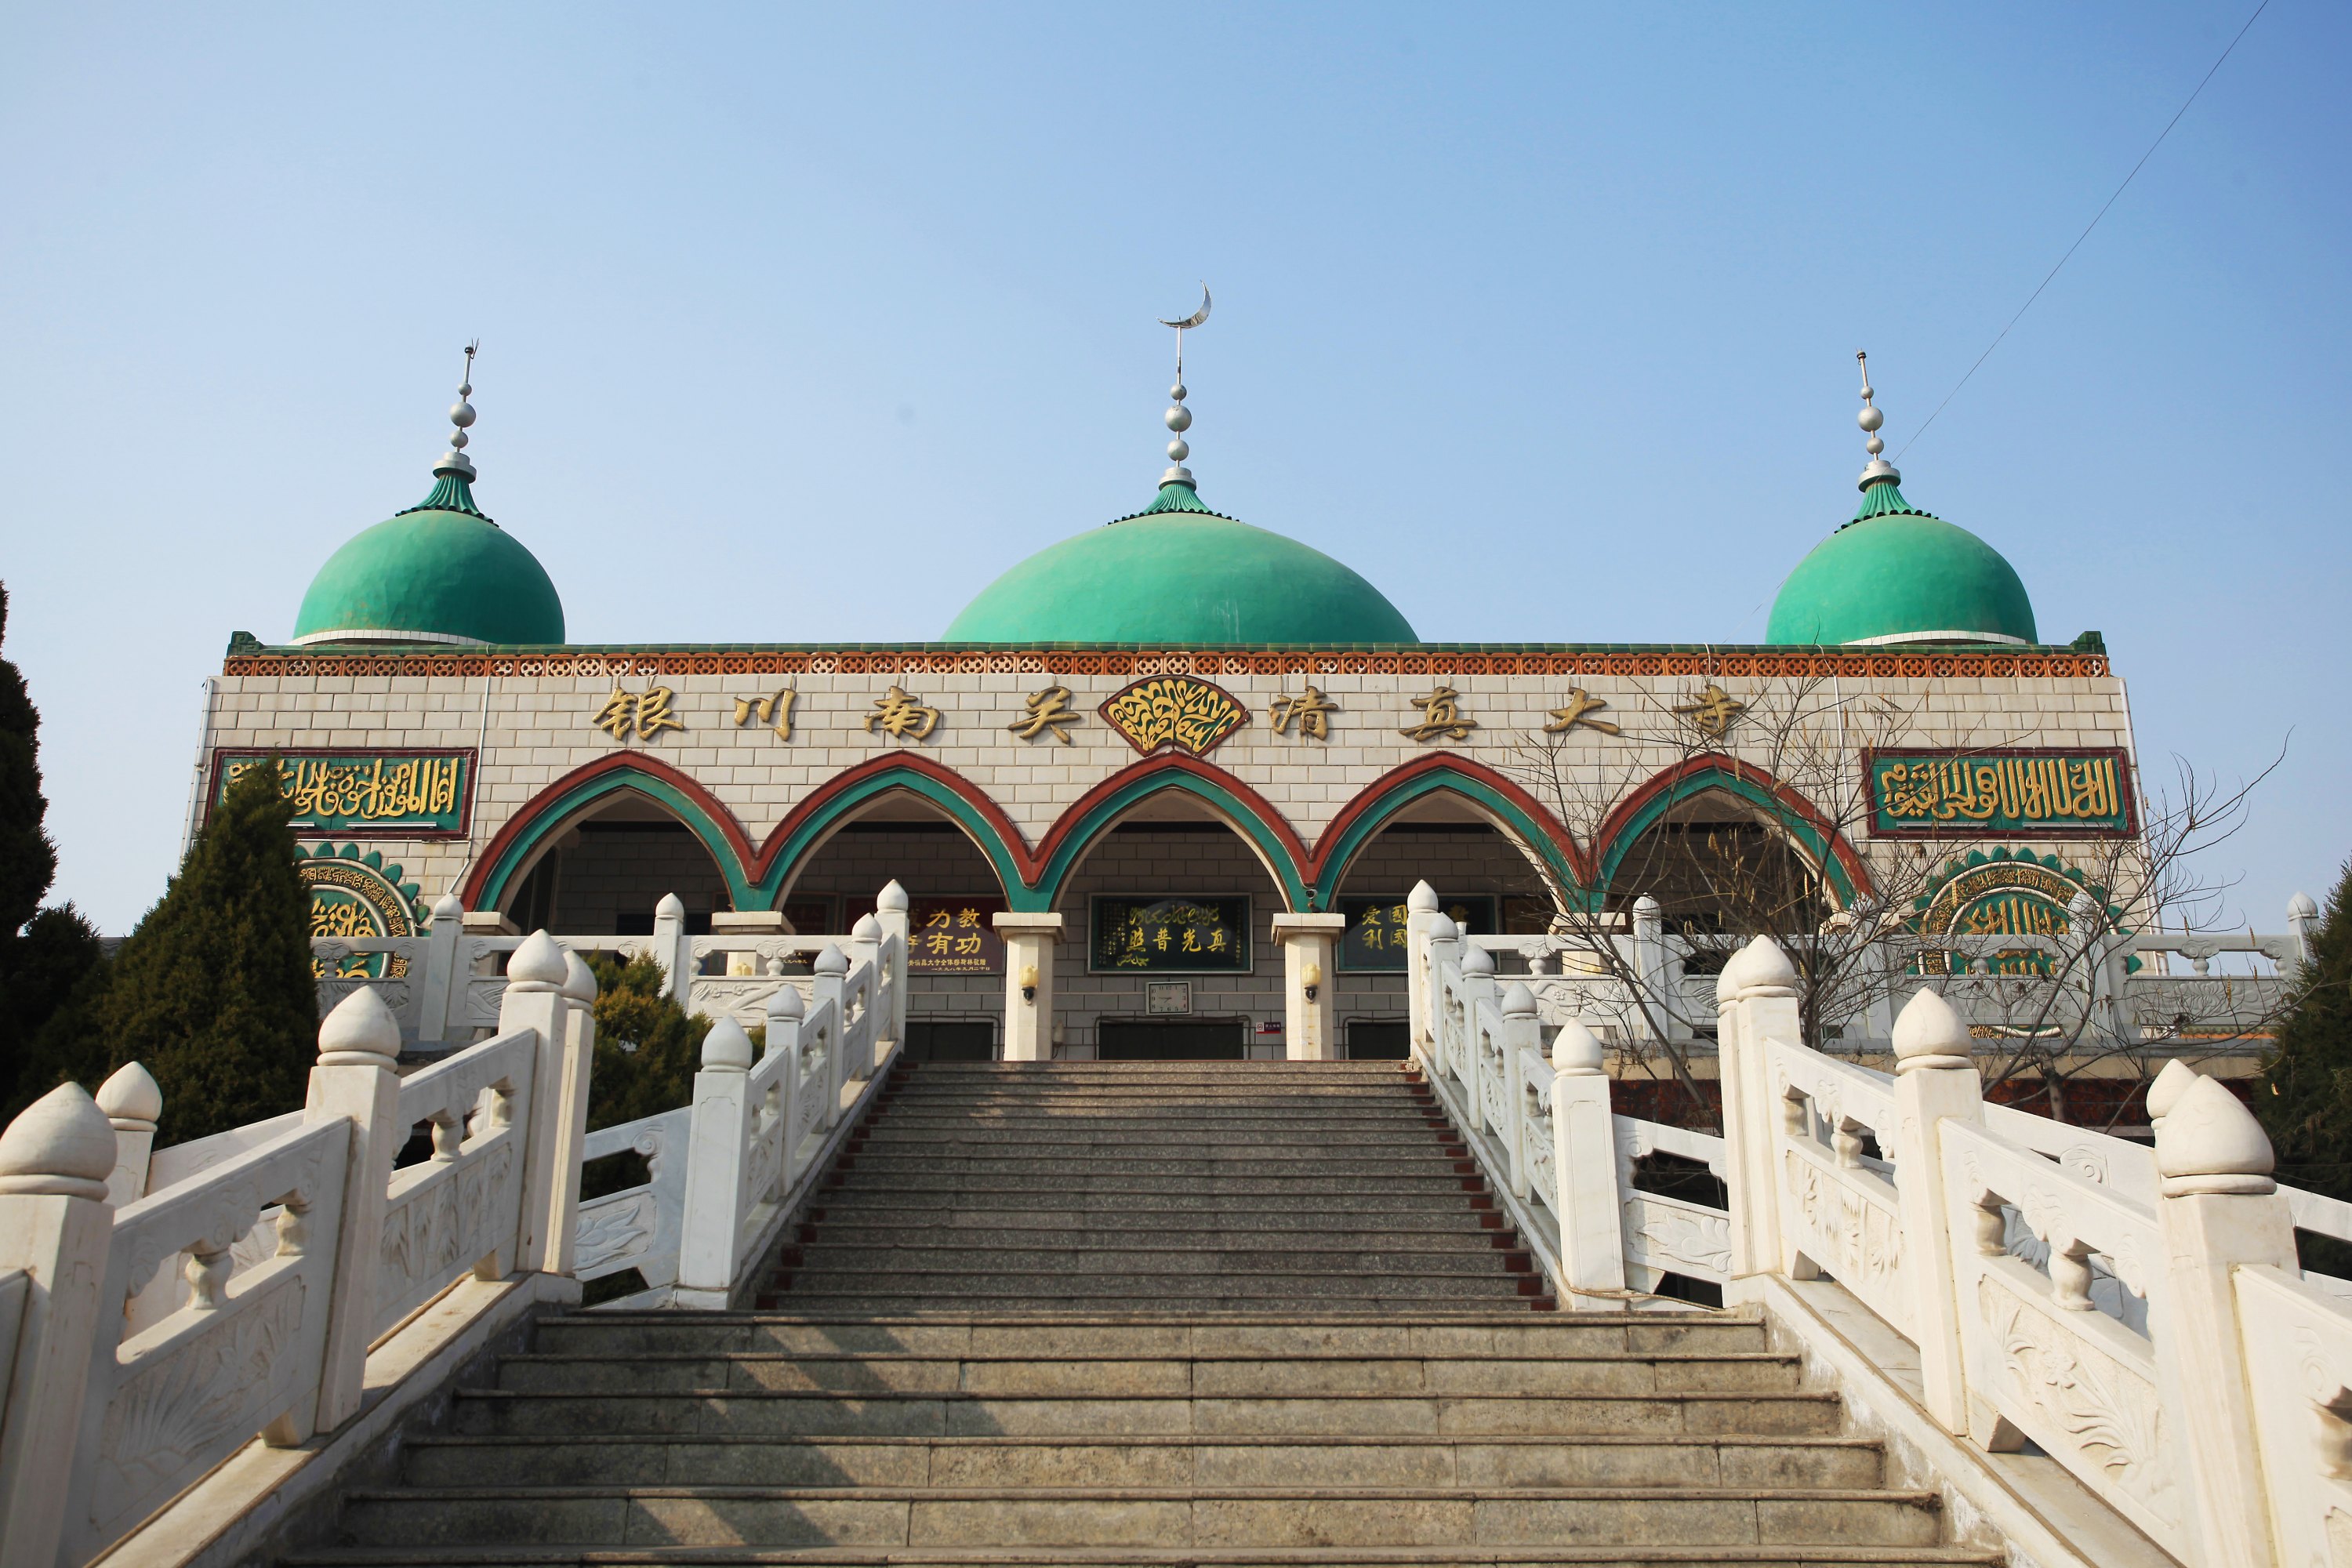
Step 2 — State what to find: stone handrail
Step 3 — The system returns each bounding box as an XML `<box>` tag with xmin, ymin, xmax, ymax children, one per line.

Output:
<box><xmin>571</xmin><ymin>891</ymin><xmax>909</xmax><ymax>1309</ymax></box>
<box><xmin>1408</xmin><ymin>879</ymin><xmax>2345</xmax><ymax>1565</ymax></box>
<box><xmin>0</xmin><ymin>931</ymin><xmax>597</xmax><ymax>1568</ymax></box>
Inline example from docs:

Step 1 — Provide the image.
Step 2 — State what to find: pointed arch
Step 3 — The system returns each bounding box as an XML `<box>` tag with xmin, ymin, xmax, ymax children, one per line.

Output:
<box><xmin>746</xmin><ymin>754</ymin><xmax>1029</xmax><ymax>907</ymax></box>
<box><xmin>1591</xmin><ymin>754</ymin><xmax>1872</xmax><ymax>909</ymax></box>
<box><xmin>1305</xmin><ymin>754</ymin><xmax>1591</xmax><ymax>913</ymax></box>
<box><xmin>1027</xmin><ymin>754</ymin><xmax>1311</xmax><ymax>913</ymax></box>
<box><xmin>464</xmin><ymin>753</ymin><xmax>757</xmax><ymax>913</ymax></box>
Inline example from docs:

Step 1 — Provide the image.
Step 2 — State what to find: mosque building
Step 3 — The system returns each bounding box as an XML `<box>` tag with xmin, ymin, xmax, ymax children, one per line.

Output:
<box><xmin>196</xmin><ymin>333</ymin><xmax>2136</xmax><ymax>1065</ymax></box>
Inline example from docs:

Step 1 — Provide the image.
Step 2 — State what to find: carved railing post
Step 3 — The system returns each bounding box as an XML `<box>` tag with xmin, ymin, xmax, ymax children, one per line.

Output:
<box><xmin>96</xmin><ymin>1062</ymin><xmax>162</xmax><ymax>1207</ymax></box>
<box><xmin>1500</xmin><ymin>983</ymin><xmax>1539</xmax><ymax>1196</ymax></box>
<box><xmin>1717</xmin><ymin>936</ymin><xmax>1798</xmax><ymax>1279</ymax></box>
<box><xmin>849</xmin><ymin>914</ymin><xmax>884</xmax><ymax>1080</ymax></box>
<box><xmin>1404</xmin><ymin>882</ymin><xmax>1443</xmax><ymax>1070</ymax></box>
<box><xmin>652</xmin><ymin>892</ymin><xmax>689</xmax><ymax>999</ymax></box>
<box><xmin>1549</xmin><ymin>1017</ymin><xmax>1628</xmax><ymax>1308</ymax></box>
<box><xmin>2286</xmin><ymin>890</ymin><xmax>2320</xmax><ymax>979</ymax></box>
<box><xmin>304</xmin><ymin>986</ymin><xmax>405</xmax><ymax>1436</ymax></box>
<box><xmin>675</xmin><ymin>1018</ymin><xmax>756</xmax><ymax>1310</ymax></box>
<box><xmin>0</xmin><ymin>1085</ymin><xmax>118</xmax><ymax>1568</ymax></box>
<box><xmin>535</xmin><ymin>949</ymin><xmax>600</xmax><ymax>1278</ymax></box>
<box><xmin>418</xmin><ymin>891</ymin><xmax>463</xmax><ymax>1045</ymax></box>
<box><xmin>1629</xmin><ymin>895</ymin><xmax>1665</xmax><ymax>1042</ymax></box>
<box><xmin>811</xmin><ymin>945</ymin><xmax>851</xmax><ymax>1124</ymax></box>
<box><xmin>874</xmin><ymin>880</ymin><xmax>912</xmax><ymax>1052</ymax></box>
<box><xmin>1459</xmin><ymin>943</ymin><xmax>1501</xmax><ymax>1138</ymax></box>
<box><xmin>501</xmin><ymin>932</ymin><xmax>576</xmax><ymax>1274</ymax></box>
<box><xmin>1887</xmin><ymin>988</ymin><xmax>1982</xmax><ymax>1433</ymax></box>
<box><xmin>767</xmin><ymin>983</ymin><xmax>806</xmax><ymax>1182</ymax></box>
<box><xmin>2151</xmin><ymin>1073</ymin><xmax>2296</xmax><ymax>1567</ymax></box>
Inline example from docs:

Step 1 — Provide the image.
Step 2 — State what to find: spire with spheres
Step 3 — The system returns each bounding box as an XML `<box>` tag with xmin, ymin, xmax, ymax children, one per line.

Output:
<box><xmin>1846</xmin><ymin>351</ymin><xmax>1928</xmax><ymax>525</ymax></box>
<box><xmin>1120</xmin><ymin>286</ymin><xmax>1216</xmax><ymax>521</ymax></box>
<box><xmin>401</xmin><ymin>343</ymin><xmax>494</xmax><ymax>524</ymax></box>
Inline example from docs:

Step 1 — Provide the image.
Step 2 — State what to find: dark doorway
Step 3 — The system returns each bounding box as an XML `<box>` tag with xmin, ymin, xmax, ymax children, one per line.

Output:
<box><xmin>1097</xmin><ymin>1019</ymin><xmax>1247</xmax><ymax>1061</ymax></box>
<box><xmin>1346</xmin><ymin>1021</ymin><xmax>1411</xmax><ymax>1060</ymax></box>
<box><xmin>903</xmin><ymin>1022</ymin><xmax>996</xmax><ymax>1062</ymax></box>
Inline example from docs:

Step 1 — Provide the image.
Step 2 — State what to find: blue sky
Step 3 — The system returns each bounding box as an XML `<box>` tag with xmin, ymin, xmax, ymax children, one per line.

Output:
<box><xmin>2</xmin><ymin>2</ymin><xmax>2343</xmax><ymax>933</ymax></box>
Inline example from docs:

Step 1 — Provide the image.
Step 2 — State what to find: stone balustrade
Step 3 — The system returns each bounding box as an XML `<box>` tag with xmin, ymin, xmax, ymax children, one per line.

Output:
<box><xmin>1410</xmin><ymin>878</ymin><xmax>2351</xmax><ymax>1566</ymax></box>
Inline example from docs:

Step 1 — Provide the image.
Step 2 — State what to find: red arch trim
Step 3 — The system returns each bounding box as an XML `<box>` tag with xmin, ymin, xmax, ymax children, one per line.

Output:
<box><xmin>1592</xmin><ymin>753</ymin><xmax>1875</xmax><ymax>902</ymax></box>
<box><xmin>459</xmin><ymin>751</ymin><xmax>760</xmax><ymax>907</ymax></box>
<box><xmin>1306</xmin><ymin>753</ymin><xmax>1593</xmax><ymax>890</ymax></box>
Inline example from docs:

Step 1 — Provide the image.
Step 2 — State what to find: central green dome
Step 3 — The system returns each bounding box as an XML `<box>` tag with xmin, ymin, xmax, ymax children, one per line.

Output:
<box><xmin>293</xmin><ymin>471</ymin><xmax>565</xmax><ymax>647</ymax></box>
<box><xmin>1766</xmin><ymin>472</ymin><xmax>2036</xmax><ymax>646</ymax></box>
<box><xmin>944</xmin><ymin>483</ymin><xmax>1418</xmax><ymax>644</ymax></box>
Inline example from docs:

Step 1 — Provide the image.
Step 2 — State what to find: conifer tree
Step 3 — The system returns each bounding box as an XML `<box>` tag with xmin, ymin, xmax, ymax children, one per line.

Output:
<box><xmin>96</xmin><ymin>759</ymin><xmax>321</xmax><ymax>1144</ymax></box>
<box><xmin>0</xmin><ymin>582</ymin><xmax>107</xmax><ymax>1120</ymax></box>
<box><xmin>2261</xmin><ymin>858</ymin><xmax>2352</xmax><ymax>1216</ymax></box>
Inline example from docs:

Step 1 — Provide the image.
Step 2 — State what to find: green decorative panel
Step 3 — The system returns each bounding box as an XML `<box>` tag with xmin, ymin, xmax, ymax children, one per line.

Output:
<box><xmin>1909</xmin><ymin>847</ymin><xmax>2133</xmax><ymax>978</ymax></box>
<box><xmin>1338</xmin><ymin>895</ymin><xmax>1496</xmax><ymax>972</ymax></box>
<box><xmin>1865</xmin><ymin>749</ymin><xmax>2132</xmax><ymax>838</ymax></box>
<box><xmin>299</xmin><ymin>843</ymin><xmax>424</xmax><ymax>979</ymax></box>
<box><xmin>1089</xmin><ymin>895</ymin><xmax>1252</xmax><ymax>974</ymax></box>
<box><xmin>212</xmin><ymin>749</ymin><xmax>474</xmax><ymax>837</ymax></box>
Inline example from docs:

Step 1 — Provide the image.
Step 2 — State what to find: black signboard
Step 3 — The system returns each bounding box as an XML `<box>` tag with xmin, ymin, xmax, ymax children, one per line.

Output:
<box><xmin>1338</xmin><ymin>894</ymin><xmax>1497</xmax><ymax>972</ymax></box>
<box><xmin>1089</xmin><ymin>895</ymin><xmax>1252</xmax><ymax>973</ymax></box>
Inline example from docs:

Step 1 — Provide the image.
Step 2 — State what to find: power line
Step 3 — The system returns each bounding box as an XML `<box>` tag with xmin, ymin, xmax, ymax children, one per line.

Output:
<box><xmin>1896</xmin><ymin>0</ymin><xmax>2270</xmax><ymax>461</ymax></box>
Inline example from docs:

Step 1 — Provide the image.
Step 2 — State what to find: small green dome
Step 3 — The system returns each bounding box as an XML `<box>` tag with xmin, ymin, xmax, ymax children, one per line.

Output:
<box><xmin>292</xmin><ymin>472</ymin><xmax>565</xmax><ymax>647</ymax></box>
<box><xmin>944</xmin><ymin>483</ymin><xmax>1418</xmax><ymax>644</ymax></box>
<box><xmin>1766</xmin><ymin>475</ymin><xmax>2036</xmax><ymax>646</ymax></box>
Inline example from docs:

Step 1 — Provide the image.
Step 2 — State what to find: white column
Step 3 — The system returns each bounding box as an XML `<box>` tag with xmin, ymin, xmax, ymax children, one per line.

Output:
<box><xmin>96</xmin><ymin>1062</ymin><xmax>161</xmax><ymax>1207</ymax></box>
<box><xmin>303</xmin><ymin>986</ymin><xmax>406</xmax><ymax>1436</ymax></box>
<box><xmin>0</xmin><ymin>1085</ymin><xmax>118</xmax><ymax>1568</ymax></box>
<box><xmin>675</xmin><ymin>1018</ymin><xmax>757</xmax><ymax>1310</ymax></box>
<box><xmin>993</xmin><ymin>913</ymin><xmax>1064</xmax><ymax>1062</ymax></box>
<box><xmin>1548</xmin><ymin>1015</ymin><xmax>1629</xmax><ymax>1308</ymax></box>
<box><xmin>1887</xmin><ymin>988</ymin><xmax>1983</xmax><ymax>1433</ymax></box>
<box><xmin>1272</xmin><ymin>913</ymin><xmax>1346</xmax><ymax>1061</ymax></box>
<box><xmin>1629</xmin><ymin>895</ymin><xmax>1665</xmax><ymax>1042</ymax></box>
<box><xmin>536</xmin><ymin>949</ymin><xmax>600</xmax><ymax>1279</ymax></box>
<box><xmin>2151</xmin><ymin>1073</ymin><xmax>2296</xmax><ymax>1568</ymax></box>
<box><xmin>501</xmin><ymin>932</ymin><xmax>577</xmax><ymax>1275</ymax></box>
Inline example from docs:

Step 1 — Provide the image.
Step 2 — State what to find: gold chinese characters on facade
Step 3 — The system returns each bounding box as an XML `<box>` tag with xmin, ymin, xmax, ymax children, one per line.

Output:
<box><xmin>1400</xmin><ymin>685</ymin><xmax>1476</xmax><ymax>743</ymax></box>
<box><xmin>1671</xmin><ymin>684</ymin><xmax>1745</xmax><ymax>739</ymax></box>
<box><xmin>593</xmin><ymin>686</ymin><xmax>684</xmax><ymax>742</ymax></box>
<box><xmin>1269</xmin><ymin>686</ymin><xmax>1338</xmax><ymax>741</ymax></box>
<box><xmin>1007</xmin><ymin>685</ymin><xmax>1083</xmax><ymax>745</ymax></box>
<box><xmin>1544</xmin><ymin>688</ymin><xmax>1619</xmax><ymax>736</ymax></box>
<box><xmin>734</xmin><ymin>688</ymin><xmax>798</xmax><ymax>739</ymax></box>
<box><xmin>866</xmin><ymin>685</ymin><xmax>942</xmax><ymax>741</ymax></box>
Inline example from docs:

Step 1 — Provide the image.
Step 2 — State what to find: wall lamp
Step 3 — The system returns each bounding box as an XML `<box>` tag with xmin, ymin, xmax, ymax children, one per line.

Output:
<box><xmin>1019</xmin><ymin>964</ymin><xmax>1039</xmax><ymax>1003</ymax></box>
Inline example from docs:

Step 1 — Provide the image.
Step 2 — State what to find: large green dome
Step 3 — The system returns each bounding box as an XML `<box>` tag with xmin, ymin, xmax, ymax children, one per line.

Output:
<box><xmin>1766</xmin><ymin>474</ymin><xmax>2036</xmax><ymax>646</ymax></box>
<box><xmin>944</xmin><ymin>483</ymin><xmax>1417</xmax><ymax>644</ymax></box>
<box><xmin>293</xmin><ymin>471</ymin><xmax>565</xmax><ymax>647</ymax></box>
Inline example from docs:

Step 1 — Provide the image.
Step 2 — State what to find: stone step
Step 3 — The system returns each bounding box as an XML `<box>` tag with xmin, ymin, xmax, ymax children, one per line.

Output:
<box><xmin>532</xmin><ymin>1315</ymin><xmax>1769</xmax><ymax>1359</ymax></box>
<box><xmin>817</xmin><ymin>1174</ymin><xmax>1488</xmax><ymax>1196</ymax></box>
<box><xmin>832</xmin><ymin>1158</ymin><xmax>1478</xmax><ymax>1178</ymax></box>
<box><xmin>402</xmin><ymin>1432</ymin><xmax>1886</xmax><ymax>1490</ymax></box>
<box><xmin>799</xmin><ymin>1225</ymin><xmax>1512</xmax><ymax>1251</ymax></box>
<box><xmin>856</xmin><ymin>1130</ymin><xmax>1457</xmax><ymax>1150</ymax></box>
<box><xmin>449</xmin><ymin>1388</ymin><xmax>1849</xmax><ymax>1439</ymax></box>
<box><xmin>751</xmin><ymin>1295</ymin><xmax>1559</xmax><ymax>1316</ymax></box>
<box><xmin>764</xmin><ymin>1270</ymin><xmax>1541</xmax><ymax>1301</ymax></box>
<box><xmin>335</xmin><ymin>1483</ymin><xmax>1945</xmax><ymax>1550</ymax></box>
<box><xmin>492</xmin><ymin>1352</ymin><xmax>1805</xmax><ymax>1399</ymax></box>
<box><xmin>786</xmin><ymin>1247</ymin><xmax>1537</xmax><ymax>1278</ymax></box>
<box><xmin>807</xmin><ymin>1189</ymin><xmax>1496</xmax><ymax>1216</ymax></box>
<box><xmin>291</xmin><ymin>1548</ymin><xmax>2002</xmax><ymax>1566</ymax></box>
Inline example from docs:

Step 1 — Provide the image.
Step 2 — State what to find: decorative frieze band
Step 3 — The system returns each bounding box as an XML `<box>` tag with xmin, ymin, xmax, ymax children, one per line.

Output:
<box><xmin>223</xmin><ymin>646</ymin><xmax>2113</xmax><ymax>681</ymax></box>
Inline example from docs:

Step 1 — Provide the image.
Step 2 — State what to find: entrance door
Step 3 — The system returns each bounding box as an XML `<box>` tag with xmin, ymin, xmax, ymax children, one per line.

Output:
<box><xmin>1096</xmin><ymin>1019</ymin><xmax>1247</xmax><ymax>1061</ymax></box>
<box><xmin>903</xmin><ymin>1022</ymin><xmax>996</xmax><ymax>1062</ymax></box>
<box><xmin>1346</xmin><ymin>1021</ymin><xmax>1411</xmax><ymax>1060</ymax></box>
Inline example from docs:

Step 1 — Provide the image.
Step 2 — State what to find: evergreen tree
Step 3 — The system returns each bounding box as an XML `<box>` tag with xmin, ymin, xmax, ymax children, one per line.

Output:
<box><xmin>95</xmin><ymin>759</ymin><xmax>321</xmax><ymax>1145</ymax></box>
<box><xmin>585</xmin><ymin>952</ymin><xmax>711</xmax><ymax>1132</ymax></box>
<box><xmin>2259</xmin><ymin>858</ymin><xmax>2352</xmax><ymax>1272</ymax></box>
<box><xmin>0</xmin><ymin>583</ymin><xmax>107</xmax><ymax>1120</ymax></box>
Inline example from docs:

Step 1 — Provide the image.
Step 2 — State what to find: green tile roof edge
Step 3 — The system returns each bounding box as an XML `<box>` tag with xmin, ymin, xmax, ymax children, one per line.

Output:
<box><xmin>235</xmin><ymin>635</ymin><xmax>2105</xmax><ymax>656</ymax></box>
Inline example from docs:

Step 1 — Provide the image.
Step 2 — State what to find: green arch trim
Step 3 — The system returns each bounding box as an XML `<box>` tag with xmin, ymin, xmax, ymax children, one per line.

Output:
<box><xmin>1026</xmin><ymin>756</ymin><xmax>1310</xmax><ymax>913</ymax></box>
<box><xmin>1590</xmin><ymin>756</ymin><xmax>1871</xmax><ymax>909</ymax></box>
<box><xmin>1308</xmin><ymin>757</ymin><xmax>1590</xmax><ymax>913</ymax></box>
<box><xmin>750</xmin><ymin>760</ymin><xmax>1025</xmax><ymax>908</ymax></box>
<box><xmin>466</xmin><ymin>756</ymin><xmax>753</xmax><ymax>913</ymax></box>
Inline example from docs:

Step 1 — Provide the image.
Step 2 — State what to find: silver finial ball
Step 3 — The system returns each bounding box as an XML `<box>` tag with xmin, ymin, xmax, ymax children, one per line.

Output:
<box><xmin>1866</xmin><ymin>434</ymin><xmax>1884</xmax><ymax>456</ymax></box>
<box><xmin>1164</xmin><ymin>405</ymin><xmax>1192</xmax><ymax>433</ymax></box>
<box><xmin>1170</xmin><ymin>382</ymin><xmax>1186</xmax><ymax>401</ymax></box>
<box><xmin>1167</xmin><ymin>439</ymin><xmax>1189</xmax><ymax>461</ymax></box>
<box><xmin>451</xmin><ymin>399</ymin><xmax>477</xmax><ymax>429</ymax></box>
<box><xmin>450</xmin><ymin>429</ymin><xmax>469</xmax><ymax>449</ymax></box>
<box><xmin>459</xmin><ymin>382</ymin><xmax>472</xmax><ymax>397</ymax></box>
<box><xmin>1857</xmin><ymin>406</ymin><xmax>1882</xmax><ymax>434</ymax></box>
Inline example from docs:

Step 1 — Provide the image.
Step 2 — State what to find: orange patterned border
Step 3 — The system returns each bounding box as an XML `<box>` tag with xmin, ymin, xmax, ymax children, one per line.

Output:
<box><xmin>224</xmin><ymin>648</ymin><xmax>2113</xmax><ymax>681</ymax></box>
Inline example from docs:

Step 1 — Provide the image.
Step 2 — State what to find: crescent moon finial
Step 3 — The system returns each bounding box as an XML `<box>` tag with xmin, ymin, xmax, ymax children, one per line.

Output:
<box><xmin>1158</xmin><ymin>283</ymin><xmax>1211</xmax><ymax>331</ymax></box>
